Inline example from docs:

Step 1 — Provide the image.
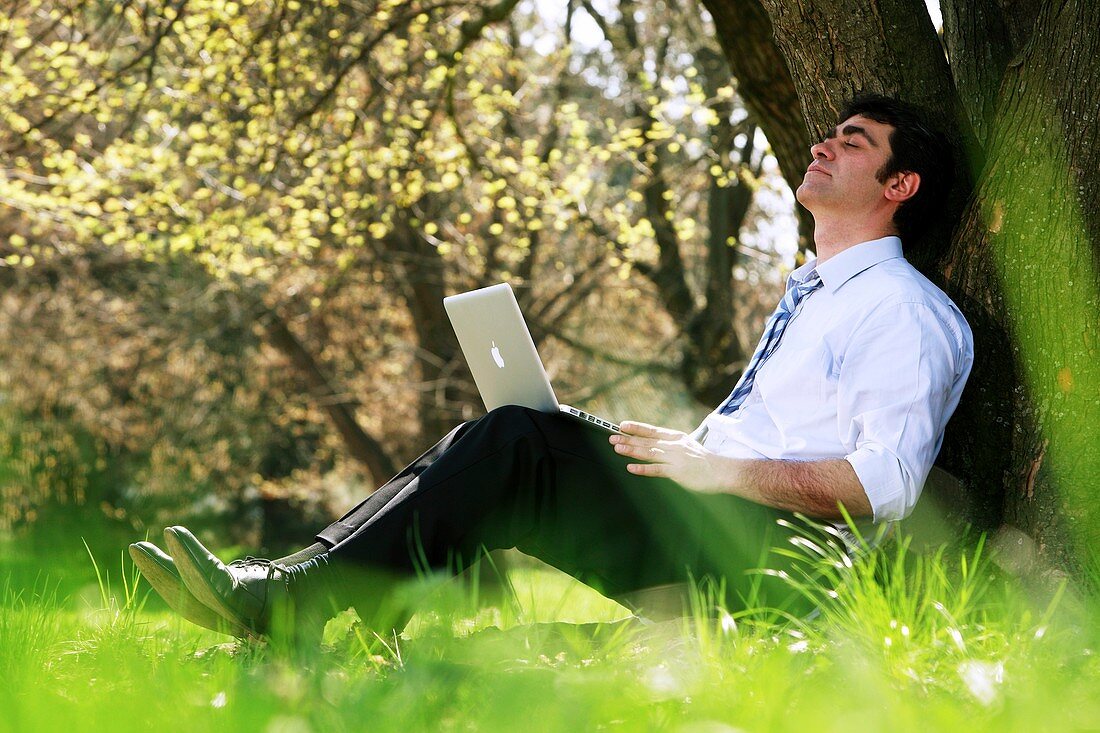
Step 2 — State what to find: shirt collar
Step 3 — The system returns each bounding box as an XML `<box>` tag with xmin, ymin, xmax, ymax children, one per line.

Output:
<box><xmin>789</xmin><ymin>235</ymin><xmax>904</xmax><ymax>294</ymax></box>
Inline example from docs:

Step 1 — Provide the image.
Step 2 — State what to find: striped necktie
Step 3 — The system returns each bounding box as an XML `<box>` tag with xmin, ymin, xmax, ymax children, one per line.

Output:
<box><xmin>718</xmin><ymin>270</ymin><xmax>823</xmax><ymax>416</ymax></box>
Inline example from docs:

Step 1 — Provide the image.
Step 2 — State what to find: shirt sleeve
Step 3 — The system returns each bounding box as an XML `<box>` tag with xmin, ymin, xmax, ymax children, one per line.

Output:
<box><xmin>839</xmin><ymin>301</ymin><xmax>962</xmax><ymax>522</ymax></box>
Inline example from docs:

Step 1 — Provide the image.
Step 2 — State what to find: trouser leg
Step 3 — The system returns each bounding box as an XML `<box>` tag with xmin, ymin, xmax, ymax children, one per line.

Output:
<box><xmin>314</xmin><ymin>405</ymin><xmax>805</xmax><ymax>612</ymax></box>
<box><xmin>315</xmin><ymin>420</ymin><xmax>473</xmax><ymax>549</ymax></box>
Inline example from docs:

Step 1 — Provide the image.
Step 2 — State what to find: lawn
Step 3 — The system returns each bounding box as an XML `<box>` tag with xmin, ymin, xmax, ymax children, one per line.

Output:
<box><xmin>2</xmin><ymin>530</ymin><xmax>1098</xmax><ymax>733</ymax></box>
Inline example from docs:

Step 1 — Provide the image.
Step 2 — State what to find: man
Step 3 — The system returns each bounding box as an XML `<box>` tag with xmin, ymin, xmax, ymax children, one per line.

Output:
<box><xmin>130</xmin><ymin>93</ymin><xmax>974</xmax><ymax>640</ymax></box>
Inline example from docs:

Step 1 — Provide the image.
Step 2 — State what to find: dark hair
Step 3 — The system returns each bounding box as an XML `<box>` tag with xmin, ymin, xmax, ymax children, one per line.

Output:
<box><xmin>839</xmin><ymin>93</ymin><xmax>953</xmax><ymax>245</ymax></box>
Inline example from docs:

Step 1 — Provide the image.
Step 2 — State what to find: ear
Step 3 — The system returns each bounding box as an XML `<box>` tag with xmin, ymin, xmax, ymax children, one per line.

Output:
<box><xmin>884</xmin><ymin>171</ymin><xmax>921</xmax><ymax>203</ymax></box>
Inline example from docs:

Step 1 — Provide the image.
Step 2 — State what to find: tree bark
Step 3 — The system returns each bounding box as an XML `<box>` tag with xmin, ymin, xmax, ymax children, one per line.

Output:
<box><xmin>942</xmin><ymin>0</ymin><xmax>1100</xmax><ymax>561</ymax></box>
<box><xmin>758</xmin><ymin>0</ymin><xmax>957</xmax><ymax>137</ymax></box>
<box><xmin>939</xmin><ymin>0</ymin><xmax>1013</xmax><ymax>147</ymax></box>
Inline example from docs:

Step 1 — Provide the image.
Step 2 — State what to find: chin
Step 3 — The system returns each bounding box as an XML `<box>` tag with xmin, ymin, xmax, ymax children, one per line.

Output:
<box><xmin>796</xmin><ymin>179</ymin><xmax>835</xmax><ymax>212</ymax></box>
<box><xmin>794</xmin><ymin>184</ymin><xmax>815</xmax><ymax>208</ymax></box>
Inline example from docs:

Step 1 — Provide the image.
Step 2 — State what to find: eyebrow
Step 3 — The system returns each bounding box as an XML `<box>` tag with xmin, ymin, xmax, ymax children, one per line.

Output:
<box><xmin>825</xmin><ymin>124</ymin><xmax>879</xmax><ymax>147</ymax></box>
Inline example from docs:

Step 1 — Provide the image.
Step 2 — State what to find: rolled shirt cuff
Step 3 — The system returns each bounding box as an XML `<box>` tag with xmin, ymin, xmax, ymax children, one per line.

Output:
<box><xmin>845</xmin><ymin>445</ymin><xmax>913</xmax><ymax>523</ymax></box>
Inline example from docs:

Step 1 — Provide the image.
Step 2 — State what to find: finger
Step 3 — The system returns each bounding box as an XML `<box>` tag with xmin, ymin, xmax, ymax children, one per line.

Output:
<box><xmin>627</xmin><ymin>462</ymin><xmax>668</xmax><ymax>477</ymax></box>
<box><xmin>609</xmin><ymin>433</ymin><xmax>657</xmax><ymax>448</ymax></box>
<box><xmin>623</xmin><ymin>422</ymin><xmax>683</xmax><ymax>440</ymax></box>
<box><xmin>618</xmin><ymin>421</ymin><xmax>665</xmax><ymax>437</ymax></box>
<box><xmin>613</xmin><ymin>442</ymin><xmax>662</xmax><ymax>461</ymax></box>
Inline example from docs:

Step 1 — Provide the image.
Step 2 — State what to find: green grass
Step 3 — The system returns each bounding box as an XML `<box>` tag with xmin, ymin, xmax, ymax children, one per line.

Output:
<box><xmin>1</xmin><ymin>531</ymin><xmax>1098</xmax><ymax>733</ymax></box>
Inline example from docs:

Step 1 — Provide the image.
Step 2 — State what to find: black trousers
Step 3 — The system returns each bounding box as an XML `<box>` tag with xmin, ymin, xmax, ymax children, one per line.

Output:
<box><xmin>314</xmin><ymin>406</ymin><xmax>806</xmax><ymax>613</ymax></box>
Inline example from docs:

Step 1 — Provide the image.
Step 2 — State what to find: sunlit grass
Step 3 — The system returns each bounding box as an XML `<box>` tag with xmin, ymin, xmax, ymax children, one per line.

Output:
<box><xmin>2</xmin><ymin>530</ymin><xmax>1099</xmax><ymax>733</ymax></box>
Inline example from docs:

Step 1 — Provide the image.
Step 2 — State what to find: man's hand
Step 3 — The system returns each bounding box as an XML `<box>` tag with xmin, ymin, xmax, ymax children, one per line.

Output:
<box><xmin>609</xmin><ymin>421</ymin><xmax>734</xmax><ymax>493</ymax></box>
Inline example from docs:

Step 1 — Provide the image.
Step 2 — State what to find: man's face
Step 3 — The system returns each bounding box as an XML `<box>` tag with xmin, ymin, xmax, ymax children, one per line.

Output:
<box><xmin>795</xmin><ymin>114</ymin><xmax>897</xmax><ymax>216</ymax></box>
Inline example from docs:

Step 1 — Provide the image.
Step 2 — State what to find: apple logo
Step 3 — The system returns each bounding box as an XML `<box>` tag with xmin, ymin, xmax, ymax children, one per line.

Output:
<box><xmin>490</xmin><ymin>341</ymin><xmax>505</xmax><ymax>368</ymax></box>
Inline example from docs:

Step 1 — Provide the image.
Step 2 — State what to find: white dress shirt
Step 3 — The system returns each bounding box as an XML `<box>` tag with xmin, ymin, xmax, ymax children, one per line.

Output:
<box><xmin>698</xmin><ymin>236</ymin><xmax>974</xmax><ymax>522</ymax></box>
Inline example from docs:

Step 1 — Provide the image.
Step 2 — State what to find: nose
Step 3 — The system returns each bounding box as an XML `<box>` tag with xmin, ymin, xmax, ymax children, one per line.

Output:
<box><xmin>810</xmin><ymin>138</ymin><xmax>835</xmax><ymax>160</ymax></box>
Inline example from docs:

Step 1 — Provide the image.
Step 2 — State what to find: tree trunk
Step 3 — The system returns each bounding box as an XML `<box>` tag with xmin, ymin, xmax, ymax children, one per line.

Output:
<box><xmin>939</xmin><ymin>0</ymin><xmax>1015</xmax><ymax>147</ymax></box>
<box><xmin>941</xmin><ymin>0</ymin><xmax>1100</xmax><ymax>562</ymax></box>
<box><xmin>386</xmin><ymin>216</ymin><xmax>468</xmax><ymax>442</ymax></box>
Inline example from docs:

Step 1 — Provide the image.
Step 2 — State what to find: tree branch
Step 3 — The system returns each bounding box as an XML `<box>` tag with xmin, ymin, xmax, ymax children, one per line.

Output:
<box><xmin>699</xmin><ymin>0</ymin><xmax>809</xmax><ymax>194</ymax></box>
<box><xmin>261</xmin><ymin>309</ymin><xmax>398</xmax><ymax>484</ymax></box>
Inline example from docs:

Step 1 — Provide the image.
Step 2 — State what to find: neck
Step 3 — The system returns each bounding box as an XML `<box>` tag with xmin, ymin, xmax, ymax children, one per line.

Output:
<box><xmin>811</xmin><ymin>216</ymin><xmax>895</xmax><ymax>264</ymax></box>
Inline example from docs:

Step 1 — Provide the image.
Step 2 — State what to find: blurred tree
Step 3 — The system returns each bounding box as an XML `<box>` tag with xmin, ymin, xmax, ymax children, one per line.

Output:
<box><xmin>0</xmin><ymin>0</ymin><xmax>792</xmax><ymax>536</ymax></box>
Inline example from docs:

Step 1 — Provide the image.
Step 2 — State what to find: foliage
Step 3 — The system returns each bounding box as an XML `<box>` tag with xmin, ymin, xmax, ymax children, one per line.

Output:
<box><xmin>0</xmin><ymin>0</ymin><xmax>792</xmax><ymax>533</ymax></box>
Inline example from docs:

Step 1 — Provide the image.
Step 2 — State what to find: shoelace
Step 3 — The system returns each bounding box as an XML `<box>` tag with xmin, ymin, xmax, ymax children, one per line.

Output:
<box><xmin>227</xmin><ymin>554</ymin><xmax>329</xmax><ymax>585</ymax></box>
<box><xmin>223</xmin><ymin>554</ymin><xmax>330</xmax><ymax>624</ymax></box>
<box><xmin>228</xmin><ymin>555</ymin><xmax>283</xmax><ymax>569</ymax></box>
<box><xmin>227</xmin><ymin>556</ymin><xmax>293</xmax><ymax>598</ymax></box>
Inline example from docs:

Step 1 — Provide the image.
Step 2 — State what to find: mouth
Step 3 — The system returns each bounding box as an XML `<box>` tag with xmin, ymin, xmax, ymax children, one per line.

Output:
<box><xmin>806</xmin><ymin>164</ymin><xmax>830</xmax><ymax>177</ymax></box>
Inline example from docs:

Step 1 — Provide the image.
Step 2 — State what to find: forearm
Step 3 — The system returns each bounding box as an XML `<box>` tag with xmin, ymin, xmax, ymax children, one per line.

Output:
<box><xmin>722</xmin><ymin>457</ymin><xmax>872</xmax><ymax>520</ymax></box>
<box><xmin>610</xmin><ymin>422</ymin><xmax>873</xmax><ymax>520</ymax></box>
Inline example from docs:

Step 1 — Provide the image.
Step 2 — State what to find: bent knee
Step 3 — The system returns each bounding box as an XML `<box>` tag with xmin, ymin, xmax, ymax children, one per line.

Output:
<box><xmin>482</xmin><ymin>404</ymin><xmax>541</xmax><ymax>428</ymax></box>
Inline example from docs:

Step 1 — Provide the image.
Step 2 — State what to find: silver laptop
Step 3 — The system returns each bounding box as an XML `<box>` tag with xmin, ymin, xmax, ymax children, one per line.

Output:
<box><xmin>443</xmin><ymin>283</ymin><xmax>620</xmax><ymax>432</ymax></box>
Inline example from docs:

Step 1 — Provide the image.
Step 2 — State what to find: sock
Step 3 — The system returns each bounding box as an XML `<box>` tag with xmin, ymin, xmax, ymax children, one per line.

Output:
<box><xmin>275</xmin><ymin>541</ymin><xmax>328</xmax><ymax>566</ymax></box>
